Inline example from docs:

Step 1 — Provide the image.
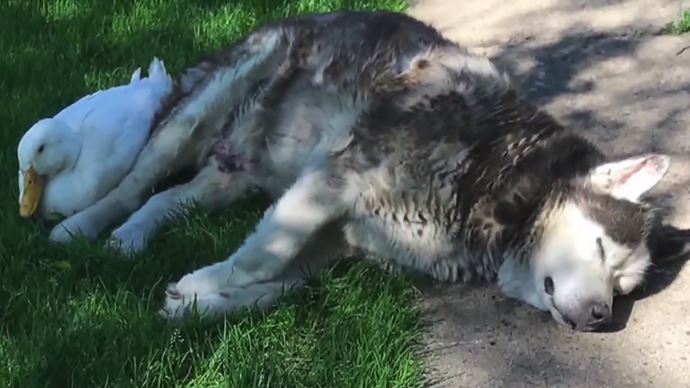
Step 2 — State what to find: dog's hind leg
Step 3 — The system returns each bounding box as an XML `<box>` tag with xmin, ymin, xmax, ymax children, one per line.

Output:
<box><xmin>106</xmin><ymin>160</ymin><xmax>254</xmax><ymax>255</ymax></box>
<box><xmin>48</xmin><ymin>30</ymin><xmax>290</xmax><ymax>244</ymax></box>
<box><xmin>165</xmin><ymin>165</ymin><xmax>354</xmax><ymax>317</ymax></box>
<box><xmin>161</xmin><ymin>220</ymin><xmax>348</xmax><ymax>321</ymax></box>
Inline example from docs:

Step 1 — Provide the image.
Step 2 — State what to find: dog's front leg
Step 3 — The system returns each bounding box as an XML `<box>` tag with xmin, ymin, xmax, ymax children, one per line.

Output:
<box><xmin>162</xmin><ymin>220</ymin><xmax>349</xmax><ymax>321</ymax></box>
<box><xmin>166</xmin><ymin>168</ymin><xmax>350</xmax><ymax>315</ymax></box>
<box><xmin>107</xmin><ymin>160</ymin><xmax>254</xmax><ymax>255</ymax></box>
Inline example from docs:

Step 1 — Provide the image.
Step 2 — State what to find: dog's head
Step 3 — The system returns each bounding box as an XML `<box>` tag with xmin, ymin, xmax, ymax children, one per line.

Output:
<box><xmin>499</xmin><ymin>153</ymin><xmax>690</xmax><ymax>331</ymax></box>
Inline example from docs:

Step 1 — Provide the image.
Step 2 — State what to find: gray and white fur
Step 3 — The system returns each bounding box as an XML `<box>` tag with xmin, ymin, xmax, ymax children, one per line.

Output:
<box><xmin>47</xmin><ymin>11</ymin><xmax>690</xmax><ymax>331</ymax></box>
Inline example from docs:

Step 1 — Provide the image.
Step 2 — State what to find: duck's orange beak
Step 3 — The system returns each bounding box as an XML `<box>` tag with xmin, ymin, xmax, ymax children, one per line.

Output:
<box><xmin>19</xmin><ymin>166</ymin><xmax>45</xmax><ymax>218</ymax></box>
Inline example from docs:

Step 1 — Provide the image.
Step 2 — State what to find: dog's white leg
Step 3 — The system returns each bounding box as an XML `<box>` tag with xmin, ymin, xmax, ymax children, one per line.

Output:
<box><xmin>49</xmin><ymin>31</ymin><xmax>287</xmax><ymax>244</ymax></box>
<box><xmin>107</xmin><ymin>161</ymin><xmax>253</xmax><ymax>255</ymax></box>
<box><xmin>170</xmin><ymin>168</ymin><xmax>350</xmax><ymax>301</ymax></box>
<box><xmin>161</xmin><ymin>220</ymin><xmax>348</xmax><ymax>321</ymax></box>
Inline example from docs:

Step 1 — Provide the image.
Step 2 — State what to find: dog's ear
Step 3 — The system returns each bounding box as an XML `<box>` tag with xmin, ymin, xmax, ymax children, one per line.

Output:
<box><xmin>587</xmin><ymin>154</ymin><xmax>671</xmax><ymax>202</ymax></box>
<box><xmin>647</xmin><ymin>223</ymin><xmax>690</xmax><ymax>264</ymax></box>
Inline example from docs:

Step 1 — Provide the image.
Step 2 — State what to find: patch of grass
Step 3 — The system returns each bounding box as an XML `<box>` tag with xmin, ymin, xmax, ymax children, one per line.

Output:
<box><xmin>0</xmin><ymin>1</ymin><xmax>424</xmax><ymax>387</ymax></box>
<box><xmin>665</xmin><ymin>9</ymin><xmax>690</xmax><ymax>34</ymax></box>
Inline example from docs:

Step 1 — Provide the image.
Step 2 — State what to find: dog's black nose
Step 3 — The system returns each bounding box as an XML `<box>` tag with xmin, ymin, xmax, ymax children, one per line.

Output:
<box><xmin>589</xmin><ymin>302</ymin><xmax>612</xmax><ymax>326</ymax></box>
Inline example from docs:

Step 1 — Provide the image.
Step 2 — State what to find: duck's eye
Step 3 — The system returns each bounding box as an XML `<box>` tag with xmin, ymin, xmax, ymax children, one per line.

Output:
<box><xmin>37</xmin><ymin>145</ymin><xmax>45</xmax><ymax>154</ymax></box>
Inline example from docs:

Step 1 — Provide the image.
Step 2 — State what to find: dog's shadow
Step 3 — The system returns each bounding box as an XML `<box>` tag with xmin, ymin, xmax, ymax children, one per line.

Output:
<box><xmin>597</xmin><ymin>214</ymin><xmax>690</xmax><ymax>332</ymax></box>
<box><xmin>606</xmin><ymin>252</ymin><xmax>689</xmax><ymax>332</ymax></box>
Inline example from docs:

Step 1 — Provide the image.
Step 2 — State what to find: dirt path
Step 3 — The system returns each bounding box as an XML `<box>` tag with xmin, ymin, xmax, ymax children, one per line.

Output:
<box><xmin>407</xmin><ymin>1</ymin><xmax>690</xmax><ymax>386</ymax></box>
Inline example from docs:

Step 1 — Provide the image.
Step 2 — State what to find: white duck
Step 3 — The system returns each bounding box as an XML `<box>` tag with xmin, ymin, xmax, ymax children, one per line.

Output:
<box><xmin>17</xmin><ymin>57</ymin><xmax>173</xmax><ymax>220</ymax></box>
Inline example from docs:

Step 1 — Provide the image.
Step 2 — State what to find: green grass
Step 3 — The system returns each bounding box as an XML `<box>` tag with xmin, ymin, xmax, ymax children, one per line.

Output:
<box><xmin>666</xmin><ymin>9</ymin><xmax>690</xmax><ymax>34</ymax></box>
<box><xmin>0</xmin><ymin>1</ymin><xmax>426</xmax><ymax>387</ymax></box>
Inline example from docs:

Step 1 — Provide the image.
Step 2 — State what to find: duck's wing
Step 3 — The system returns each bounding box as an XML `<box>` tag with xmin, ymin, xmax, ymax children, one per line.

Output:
<box><xmin>52</xmin><ymin>89</ymin><xmax>108</xmax><ymax>132</ymax></box>
<box><xmin>79</xmin><ymin>58</ymin><xmax>172</xmax><ymax>139</ymax></box>
<box><xmin>53</xmin><ymin>61</ymin><xmax>163</xmax><ymax>131</ymax></box>
<box><xmin>74</xmin><ymin>113</ymin><xmax>152</xmax><ymax>198</ymax></box>
<box><xmin>73</xmin><ymin>58</ymin><xmax>173</xmax><ymax>194</ymax></box>
<box><xmin>69</xmin><ymin>101</ymin><xmax>156</xmax><ymax>200</ymax></box>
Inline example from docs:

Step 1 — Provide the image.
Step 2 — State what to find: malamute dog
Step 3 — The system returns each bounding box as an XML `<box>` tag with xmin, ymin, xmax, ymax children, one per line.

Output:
<box><xmin>47</xmin><ymin>11</ymin><xmax>689</xmax><ymax>331</ymax></box>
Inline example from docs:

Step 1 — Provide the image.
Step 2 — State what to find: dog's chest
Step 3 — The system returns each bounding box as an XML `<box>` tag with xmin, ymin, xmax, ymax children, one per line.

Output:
<box><xmin>343</xmin><ymin>164</ymin><xmax>475</xmax><ymax>280</ymax></box>
<box><xmin>344</xmin><ymin>210</ymin><xmax>458</xmax><ymax>276</ymax></box>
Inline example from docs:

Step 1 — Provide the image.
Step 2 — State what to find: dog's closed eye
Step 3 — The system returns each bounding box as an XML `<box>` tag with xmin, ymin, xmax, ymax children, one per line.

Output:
<box><xmin>596</xmin><ymin>237</ymin><xmax>605</xmax><ymax>262</ymax></box>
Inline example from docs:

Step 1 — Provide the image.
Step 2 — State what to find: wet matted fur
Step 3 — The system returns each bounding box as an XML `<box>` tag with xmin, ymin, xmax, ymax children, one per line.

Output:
<box><xmin>47</xmin><ymin>11</ymin><xmax>689</xmax><ymax>331</ymax></box>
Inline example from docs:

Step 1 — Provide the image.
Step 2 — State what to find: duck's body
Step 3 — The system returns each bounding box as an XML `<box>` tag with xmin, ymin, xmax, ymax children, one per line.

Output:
<box><xmin>17</xmin><ymin>58</ymin><xmax>173</xmax><ymax>220</ymax></box>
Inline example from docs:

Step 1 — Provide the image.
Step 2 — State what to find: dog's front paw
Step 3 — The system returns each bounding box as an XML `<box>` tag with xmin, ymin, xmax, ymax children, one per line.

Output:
<box><xmin>159</xmin><ymin>261</ymin><xmax>263</xmax><ymax>321</ymax></box>
<box><xmin>107</xmin><ymin>225</ymin><xmax>148</xmax><ymax>256</ymax></box>
<box><xmin>159</xmin><ymin>283</ymin><xmax>196</xmax><ymax>321</ymax></box>
<box><xmin>174</xmin><ymin>265</ymin><xmax>229</xmax><ymax>297</ymax></box>
<box><xmin>49</xmin><ymin>214</ymin><xmax>98</xmax><ymax>243</ymax></box>
<box><xmin>159</xmin><ymin>282</ymin><xmax>238</xmax><ymax>322</ymax></box>
<box><xmin>174</xmin><ymin>261</ymin><xmax>255</xmax><ymax>297</ymax></box>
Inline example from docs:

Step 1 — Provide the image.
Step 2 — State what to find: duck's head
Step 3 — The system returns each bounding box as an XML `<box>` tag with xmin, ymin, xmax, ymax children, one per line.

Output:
<box><xmin>17</xmin><ymin>118</ymin><xmax>81</xmax><ymax>218</ymax></box>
